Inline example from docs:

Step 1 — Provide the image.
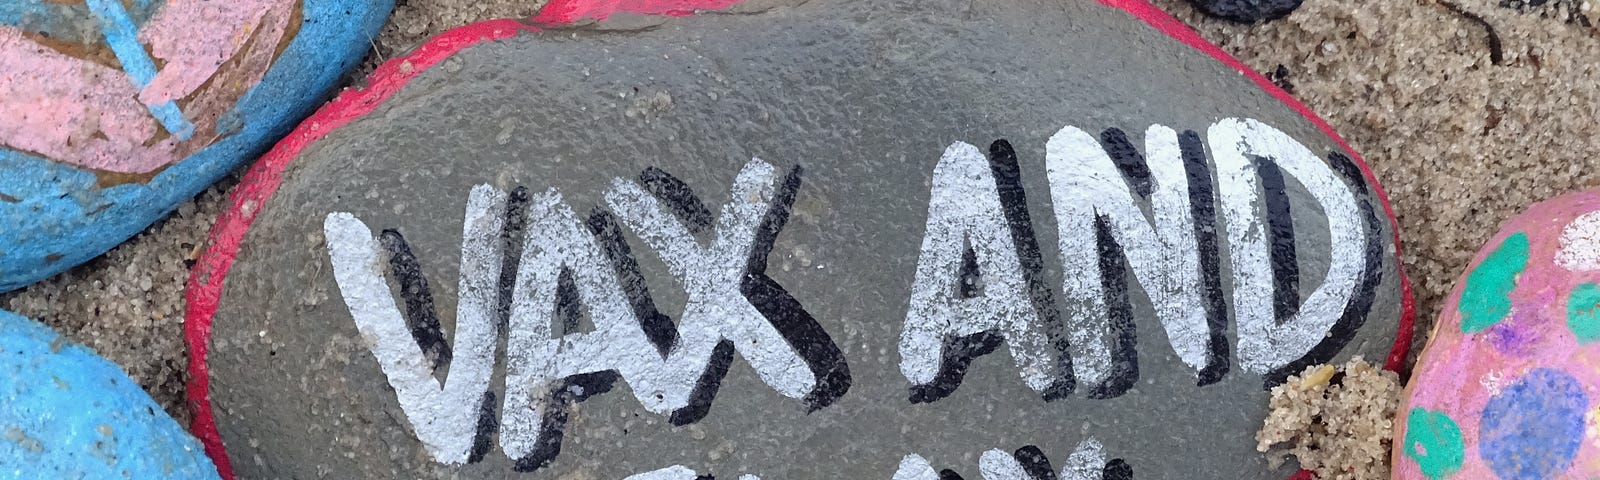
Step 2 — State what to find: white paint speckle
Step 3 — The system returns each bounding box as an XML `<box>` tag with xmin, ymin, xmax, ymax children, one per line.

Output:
<box><xmin>892</xmin><ymin>455</ymin><xmax>941</xmax><ymax>480</ymax></box>
<box><xmin>1558</xmin><ymin>210</ymin><xmax>1600</xmax><ymax>271</ymax></box>
<box><xmin>978</xmin><ymin>449</ymin><xmax>1031</xmax><ymax>479</ymax></box>
<box><xmin>1062</xmin><ymin>438</ymin><xmax>1106</xmax><ymax>480</ymax></box>
<box><xmin>1481</xmin><ymin>369</ymin><xmax>1504</xmax><ymax>397</ymax></box>
<box><xmin>624</xmin><ymin>466</ymin><xmax>700</xmax><ymax>480</ymax></box>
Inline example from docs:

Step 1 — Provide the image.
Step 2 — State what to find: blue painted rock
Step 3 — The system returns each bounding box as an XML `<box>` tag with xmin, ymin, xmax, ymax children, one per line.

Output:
<box><xmin>1395</xmin><ymin>190</ymin><xmax>1600</xmax><ymax>480</ymax></box>
<box><xmin>0</xmin><ymin>309</ymin><xmax>219</xmax><ymax>479</ymax></box>
<box><xmin>0</xmin><ymin>0</ymin><xmax>393</xmax><ymax>292</ymax></box>
<box><xmin>186</xmin><ymin>0</ymin><xmax>1412</xmax><ymax>478</ymax></box>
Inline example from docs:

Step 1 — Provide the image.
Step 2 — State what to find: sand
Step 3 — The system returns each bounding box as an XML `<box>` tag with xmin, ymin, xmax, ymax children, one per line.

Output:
<box><xmin>4</xmin><ymin>1</ymin><xmax>1596</xmax><ymax>477</ymax></box>
<box><xmin>1</xmin><ymin>182</ymin><xmax>229</xmax><ymax>428</ymax></box>
<box><xmin>1257</xmin><ymin>357</ymin><xmax>1400</xmax><ymax>479</ymax></box>
<box><xmin>1155</xmin><ymin>0</ymin><xmax>1600</xmax><ymax>368</ymax></box>
<box><xmin>1167</xmin><ymin>1</ymin><xmax>1600</xmax><ymax>475</ymax></box>
<box><xmin>360</xmin><ymin>0</ymin><xmax>545</xmax><ymax>75</ymax></box>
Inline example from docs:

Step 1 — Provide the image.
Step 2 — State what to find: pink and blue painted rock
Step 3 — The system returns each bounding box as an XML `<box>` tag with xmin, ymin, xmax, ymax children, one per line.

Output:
<box><xmin>183</xmin><ymin>0</ymin><xmax>1414</xmax><ymax>478</ymax></box>
<box><xmin>0</xmin><ymin>309</ymin><xmax>220</xmax><ymax>479</ymax></box>
<box><xmin>0</xmin><ymin>0</ymin><xmax>393</xmax><ymax>292</ymax></box>
<box><xmin>1396</xmin><ymin>190</ymin><xmax>1600</xmax><ymax>479</ymax></box>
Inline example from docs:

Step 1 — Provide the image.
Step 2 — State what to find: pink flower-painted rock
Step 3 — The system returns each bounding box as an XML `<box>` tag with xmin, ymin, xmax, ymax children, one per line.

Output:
<box><xmin>1395</xmin><ymin>190</ymin><xmax>1600</xmax><ymax>479</ymax></box>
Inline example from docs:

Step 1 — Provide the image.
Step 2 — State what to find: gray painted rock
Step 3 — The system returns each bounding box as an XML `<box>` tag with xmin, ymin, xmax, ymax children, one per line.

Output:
<box><xmin>192</xmin><ymin>1</ymin><xmax>1409</xmax><ymax>478</ymax></box>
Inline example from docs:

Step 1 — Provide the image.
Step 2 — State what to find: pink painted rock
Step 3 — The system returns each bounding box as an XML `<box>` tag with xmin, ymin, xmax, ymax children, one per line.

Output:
<box><xmin>1395</xmin><ymin>190</ymin><xmax>1600</xmax><ymax>479</ymax></box>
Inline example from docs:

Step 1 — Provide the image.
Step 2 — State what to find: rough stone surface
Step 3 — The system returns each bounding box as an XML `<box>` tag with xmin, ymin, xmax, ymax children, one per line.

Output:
<box><xmin>0</xmin><ymin>0</ymin><xmax>394</xmax><ymax>292</ymax></box>
<box><xmin>0</xmin><ymin>309</ymin><xmax>219</xmax><ymax>480</ymax></box>
<box><xmin>1395</xmin><ymin>190</ymin><xmax>1600</xmax><ymax>480</ymax></box>
<box><xmin>200</xmin><ymin>1</ymin><xmax>1406</xmax><ymax>478</ymax></box>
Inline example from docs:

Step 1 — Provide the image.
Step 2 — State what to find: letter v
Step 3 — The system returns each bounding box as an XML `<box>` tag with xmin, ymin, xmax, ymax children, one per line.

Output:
<box><xmin>323</xmin><ymin>184</ymin><xmax>507</xmax><ymax>464</ymax></box>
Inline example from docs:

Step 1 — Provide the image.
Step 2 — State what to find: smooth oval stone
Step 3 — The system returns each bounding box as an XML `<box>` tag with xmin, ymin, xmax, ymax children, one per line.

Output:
<box><xmin>1396</xmin><ymin>190</ymin><xmax>1600</xmax><ymax>480</ymax></box>
<box><xmin>190</xmin><ymin>0</ymin><xmax>1410</xmax><ymax>478</ymax></box>
<box><xmin>0</xmin><ymin>0</ymin><xmax>393</xmax><ymax>292</ymax></box>
<box><xmin>0</xmin><ymin>310</ymin><xmax>219</xmax><ymax>479</ymax></box>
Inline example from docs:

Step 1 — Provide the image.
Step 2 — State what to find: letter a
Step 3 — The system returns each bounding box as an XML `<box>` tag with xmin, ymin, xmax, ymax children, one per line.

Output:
<box><xmin>900</xmin><ymin>140</ymin><xmax>1072</xmax><ymax>401</ymax></box>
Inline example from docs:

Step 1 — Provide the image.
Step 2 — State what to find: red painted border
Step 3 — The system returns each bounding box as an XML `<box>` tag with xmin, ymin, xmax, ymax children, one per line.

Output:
<box><xmin>532</xmin><ymin>0</ymin><xmax>746</xmax><ymax>23</ymax></box>
<box><xmin>184</xmin><ymin>2</ymin><xmax>1417</xmax><ymax>479</ymax></box>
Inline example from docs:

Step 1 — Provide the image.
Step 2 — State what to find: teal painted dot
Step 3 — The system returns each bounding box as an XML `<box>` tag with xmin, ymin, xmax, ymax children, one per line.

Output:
<box><xmin>1460</xmin><ymin>232</ymin><xmax>1530</xmax><ymax>334</ymax></box>
<box><xmin>1404</xmin><ymin>407</ymin><xmax>1466</xmax><ymax>480</ymax></box>
<box><xmin>1568</xmin><ymin>283</ymin><xmax>1600</xmax><ymax>344</ymax></box>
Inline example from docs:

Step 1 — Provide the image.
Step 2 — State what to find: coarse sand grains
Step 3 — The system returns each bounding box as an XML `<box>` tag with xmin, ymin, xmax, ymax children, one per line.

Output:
<box><xmin>1156</xmin><ymin>0</ymin><xmax>1600</xmax><ymax>361</ymax></box>
<box><xmin>1</xmin><ymin>182</ymin><xmax>231</xmax><ymax>428</ymax></box>
<box><xmin>358</xmin><ymin>0</ymin><xmax>548</xmax><ymax>76</ymax></box>
<box><xmin>1162</xmin><ymin>1</ymin><xmax>1600</xmax><ymax>476</ymax></box>
<box><xmin>1256</xmin><ymin>357</ymin><xmax>1401</xmax><ymax>479</ymax></box>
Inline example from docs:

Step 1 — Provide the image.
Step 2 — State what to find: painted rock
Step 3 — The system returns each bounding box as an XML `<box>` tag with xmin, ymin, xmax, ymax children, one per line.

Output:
<box><xmin>1395</xmin><ymin>191</ymin><xmax>1600</xmax><ymax>479</ymax></box>
<box><xmin>1185</xmin><ymin>0</ymin><xmax>1304</xmax><ymax>22</ymax></box>
<box><xmin>0</xmin><ymin>0</ymin><xmax>393</xmax><ymax>292</ymax></box>
<box><xmin>186</xmin><ymin>0</ymin><xmax>1413</xmax><ymax>478</ymax></box>
<box><xmin>0</xmin><ymin>309</ymin><xmax>219</xmax><ymax>479</ymax></box>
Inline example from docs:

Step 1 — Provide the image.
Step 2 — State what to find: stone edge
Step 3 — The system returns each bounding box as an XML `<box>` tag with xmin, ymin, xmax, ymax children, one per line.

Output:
<box><xmin>182</xmin><ymin>1</ymin><xmax>1418</xmax><ymax>478</ymax></box>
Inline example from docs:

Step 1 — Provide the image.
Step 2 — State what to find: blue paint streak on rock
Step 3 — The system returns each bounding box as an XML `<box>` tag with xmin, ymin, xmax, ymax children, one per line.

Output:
<box><xmin>0</xmin><ymin>309</ymin><xmax>220</xmax><ymax>479</ymax></box>
<box><xmin>1479</xmin><ymin>368</ymin><xmax>1588</xmax><ymax>480</ymax></box>
<box><xmin>0</xmin><ymin>0</ymin><xmax>394</xmax><ymax>293</ymax></box>
<box><xmin>87</xmin><ymin>0</ymin><xmax>196</xmax><ymax>140</ymax></box>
